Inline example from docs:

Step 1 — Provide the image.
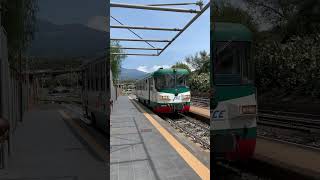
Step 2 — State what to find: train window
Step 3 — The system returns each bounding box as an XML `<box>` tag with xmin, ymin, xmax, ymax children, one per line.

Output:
<box><xmin>96</xmin><ymin>78</ymin><xmax>99</xmax><ymax>91</ymax></box>
<box><xmin>176</xmin><ymin>74</ymin><xmax>187</xmax><ymax>87</ymax></box>
<box><xmin>215</xmin><ymin>42</ymin><xmax>240</xmax><ymax>75</ymax></box>
<box><xmin>155</xmin><ymin>75</ymin><xmax>175</xmax><ymax>89</ymax></box>
<box><xmin>150</xmin><ymin>78</ymin><xmax>154</xmax><ymax>91</ymax></box>
<box><xmin>101</xmin><ymin>77</ymin><xmax>104</xmax><ymax>91</ymax></box>
<box><xmin>91</xmin><ymin>73</ymin><xmax>94</xmax><ymax>90</ymax></box>
<box><xmin>215</xmin><ymin>41</ymin><xmax>253</xmax><ymax>84</ymax></box>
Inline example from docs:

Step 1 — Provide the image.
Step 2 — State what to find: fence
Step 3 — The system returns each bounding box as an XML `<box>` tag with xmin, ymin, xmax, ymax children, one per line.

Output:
<box><xmin>110</xmin><ymin>69</ymin><xmax>118</xmax><ymax>103</ymax></box>
<box><xmin>0</xmin><ymin>26</ymin><xmax>38</xmax><ymax>168</ymax></box>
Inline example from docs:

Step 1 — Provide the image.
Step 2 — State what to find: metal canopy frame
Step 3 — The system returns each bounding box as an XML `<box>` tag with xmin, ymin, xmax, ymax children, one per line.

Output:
<box><xmin>110</xmin><ymin>1</ymin><xmax>210</xmax><ymax>56</ymax></box>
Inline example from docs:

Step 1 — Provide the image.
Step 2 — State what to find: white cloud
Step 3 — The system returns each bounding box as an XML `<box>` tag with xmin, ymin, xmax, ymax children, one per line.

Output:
<box><xmin>137</xmin><ymin>66</ymin><xmax>148</xmax><ymax>73</ymax></box>
<box><xmin>137</xmin><ymin>65</ymin><xmax>171</xmax><ymax>73</ymax></box>
<box><xmin>87</xmin><ymin>16</ymin><xmax>108</xmax><ymax>32</ymax></box>
<box><xmin>180</xmin><ymin>60</ymin><xmax>195</xmax><ymax>71</ymax></box>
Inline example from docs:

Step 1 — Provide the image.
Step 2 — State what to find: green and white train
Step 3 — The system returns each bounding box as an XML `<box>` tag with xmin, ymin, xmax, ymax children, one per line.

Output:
<box><xmin>211</xmin><ymin>23</ymin><xmax>257</xmax><ymax>161</ymax></box>
<box><xmin>135</xmin><ymin>68</ymin><xmax>191</xmax><ymax>113</ymax></box>
<box><xmin>81</xmin><ymin>56</ymin><xmax>110</xmax><ymax>133</ymax></box>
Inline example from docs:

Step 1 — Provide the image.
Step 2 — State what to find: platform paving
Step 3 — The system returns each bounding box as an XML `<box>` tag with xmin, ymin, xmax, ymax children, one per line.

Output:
<box><xmin>0</xmin><ymin>104</ymin><xmax>106</xmax><ymax>180</ymax></box>
<box><xmin>110</xmin><ymin>96</ymin><xmax>201</xmax><ymax>180</ymax></box>
<box><xmin>255</xmin><ymin>137</ymin><xmax>320</xmax><ymax>179</ymax></box>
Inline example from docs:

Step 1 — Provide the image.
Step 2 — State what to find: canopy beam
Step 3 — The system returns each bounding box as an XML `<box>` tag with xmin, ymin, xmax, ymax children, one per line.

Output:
<box><xmin>110</xmin><ymin>3</ymin><xmax>201</xmax><ymax>13</ymax></box>
<box><xmin>111</xmin><ymin>38</ymin><xmax>170</xmax><ymax>42</ymax></box>
<box><xmin>111</xmin><ymin>25</ymin><xmax>182</xmax><ymax>31</ymax></box>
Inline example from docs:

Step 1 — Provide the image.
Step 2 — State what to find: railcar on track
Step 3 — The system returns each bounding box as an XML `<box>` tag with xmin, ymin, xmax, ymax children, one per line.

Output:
<box><xmin>211</xmin><ymin>22</ymin><xmax>257</xmax><ymax>161</ymax></box>
<box><xmin>80</xmin><ymin>56</ymin><xmax>110</xmax><ymax>132</ymax></box>
<box><xmin>135</xmin><ymin>68</ymin><xmax>191</xmax><ymax>113</ymax></box>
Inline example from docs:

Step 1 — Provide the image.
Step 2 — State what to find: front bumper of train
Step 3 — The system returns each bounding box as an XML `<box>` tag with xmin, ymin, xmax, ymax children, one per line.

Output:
<box><xmin>212</xmin><ymin>128</ymin><xmax>256</xmax><ymax>161</ymax></box>
<box><xmin>153</xmin><ymin>103</ymin><xmax>190</xmax><ymax>113</ymax></box>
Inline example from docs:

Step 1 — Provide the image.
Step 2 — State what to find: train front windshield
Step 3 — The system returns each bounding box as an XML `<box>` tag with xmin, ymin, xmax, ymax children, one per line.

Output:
<box><xmin>155</xmin><ymin>74</ymin><xmax>188</xmax><ymax>89</ymax></box>
<box><xmin>215</xmin><ymin>41</ymin><xmax>253</xmax><ymax>84</ymax></box>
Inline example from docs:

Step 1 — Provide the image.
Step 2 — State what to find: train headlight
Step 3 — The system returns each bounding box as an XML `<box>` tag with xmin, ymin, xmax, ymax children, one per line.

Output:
<box><xmin>240</xmin><ymin>105</ymin><xmax>257</xmax><ymax>114</ymax></box>
<box><xmin>159</xmin><ymin>95</ymin><xmax>170</xmax><ymax>100</ymax></box>
<box><xmin>182</xmin><ymin>94</ymin><xmax>190</xmax><ymax>100</ymax></box>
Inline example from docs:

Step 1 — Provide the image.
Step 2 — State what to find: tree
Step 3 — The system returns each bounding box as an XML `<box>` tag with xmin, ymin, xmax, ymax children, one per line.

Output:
<box><xmin>110</xmin><ymin>41</ymin><xmax>126</xmax><ymax>82</ymax></box>
<box><xmin>185</xmin><ymin>50</ymin><xmax>210</xmax><ymax>74</ymax></box>
<box><xmin>245</xmin><ymin>0</ymin><xmax>320</xmax><ymax>41</ymax></box>
<box><xmin>255</xmin><ymin>33</ymin><xmax>320</xmax><ymax>98</ymax></box>
<box><xmin>212</xmin><ymin>0</ymin><xmax>258</xmax><ymax>33</ymax></box>
<box><xmin>171</xmin><ymin>62</ymin><xmax>191</xmax><ymax>73</ymax></box>
<box><xmin>2</xmin><ymin>0</ymin><xmax>38</xmax><ymax>65</ymax></box>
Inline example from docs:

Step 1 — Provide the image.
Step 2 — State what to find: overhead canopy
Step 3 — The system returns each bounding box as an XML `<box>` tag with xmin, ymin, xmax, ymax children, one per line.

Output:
<box><xmin>110</xmin><ymin>1</ymin><xmax>210</xmax><ymax>56</ymax></box>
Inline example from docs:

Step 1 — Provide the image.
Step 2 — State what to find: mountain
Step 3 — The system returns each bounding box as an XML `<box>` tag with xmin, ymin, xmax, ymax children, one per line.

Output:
<box><xmin>27</xmin><ymin>19</ymin><xmax>108</xmax><ymax>58</ymax></box>
<box><xmin>120</xmin><ymin>68</ymin><xmax>147</xmax><ymax>80</ymax></box>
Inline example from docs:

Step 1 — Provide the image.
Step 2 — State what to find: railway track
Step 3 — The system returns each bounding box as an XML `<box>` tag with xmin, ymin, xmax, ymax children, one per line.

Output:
<box><xmin>191</xmin><ymin>97</ymin><xmax>210</xmax><ymax>108</ymax></box>
<box><xmin>190</xmin><ymin>96</ymin><xmax>320</xmax><ymax>132</ymax></box>
<box><xmin>162</xmin><ymin>113</ymin><xmax>210</xmax><ymax>150</ymax></box>
<box><xmin>258</xmin><ymin>110</ymin><xmax>320</xmax><ymax>132</ymax></box>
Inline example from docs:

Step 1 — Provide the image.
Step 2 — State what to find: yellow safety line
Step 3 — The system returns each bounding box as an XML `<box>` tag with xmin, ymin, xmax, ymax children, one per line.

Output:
<box><xmin>58</xmin><ymin>110</ymin><xmax>107</xmax><ymax>161</ymax></box>
<box><xmin>130</xmin><ymin>98</ymin><xmax>210</xmax><ymax>180</ymax></box>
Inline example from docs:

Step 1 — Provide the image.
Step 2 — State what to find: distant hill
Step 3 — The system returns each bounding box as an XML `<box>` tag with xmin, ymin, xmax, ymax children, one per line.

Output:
<box><xmin>120</xmin><ymin>68</ymin><xmax>147</xmax><ymax>80</ymax></box>
<box><xmin>27</xmin><ymin>19</ymin><xmax>108</xmax><ymax>58</ymax></box>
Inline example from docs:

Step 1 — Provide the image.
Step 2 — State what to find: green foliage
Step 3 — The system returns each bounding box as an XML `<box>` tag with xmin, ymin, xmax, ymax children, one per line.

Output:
<box><xmin>180</xmin><ymin>51</ymin><xmax>210</xmax><ymax>93</ymax></box>
<box><xmin>2</xmin><ymin>0</ymin><xmax>38</xmax><ymax>64</ymax></box>
<box><xmin>245</xmin><ymin>0</ymin><xmax>320</xmax><ymax>40</ymax></box>
<box><xmin>212</xmin><ymin>0</ymin><xmax>258</xmax><ymax>33</ymax></box>
<box><xmin>171</xmin><ymin>62</ymin><xmax>191</xmax><ymax>73</ymax></box>
<box><xmin>185</xmin><ymin>50</ymin><xmax>210</xmax><ymax>74</ymax></box>
<box><xmin>110</xmin><ymin>41</ymin><xmax>126</xmax><ymax>82</ymax></box>
<box><xmin>255</xmin><ymin>33</ymin><xmax>320</xmax><ymax>97</ymax></box>
<box><xmin>189</xmin><ymin>72</ymin><xmax>210</xmax><ymax>93</ymax></box>
<box><xmin>245</xmin><ymin>0</ymin><xmax>298</xmax><ymax>27</ymax></box>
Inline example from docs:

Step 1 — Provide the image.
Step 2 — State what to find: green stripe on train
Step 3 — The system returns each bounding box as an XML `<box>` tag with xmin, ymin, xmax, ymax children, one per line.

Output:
<box><xmin>212</xmin><ymin>127</ymin><xmax>256</xmax><ymax>139</ymax></box>
<box><xmin>216</xmin><ymin>85</ymin><xmax>255</xmax><ymax>102</ymax></box>
<box><xmin>138</xmin><ymin>97</ymin><xmax>190</xmax><ymax>107</ymax></box>
<box><xmin>213</xmin><ymin>22</ymin><xmax>252</xmax><ymax>42</ymax></box>
<box><xmin>158</xmin><ymin>87</ymin><xmax>190</xmax><ymax>94</ymax></box>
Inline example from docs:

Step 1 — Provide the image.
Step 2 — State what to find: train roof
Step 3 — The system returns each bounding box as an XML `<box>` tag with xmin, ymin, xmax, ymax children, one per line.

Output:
<box><xmin>138</xmin><ymin>68</ymin><xmax>189</xmax><ymax>80</ymax></box>
<box><xmin>213</xmin><ymin>22</ymin><xmax>252</xmax><ymax>41</ymax></box>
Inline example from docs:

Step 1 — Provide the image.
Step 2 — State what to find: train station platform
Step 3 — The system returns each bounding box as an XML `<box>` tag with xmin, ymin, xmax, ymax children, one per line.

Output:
<box><xmin>0</xmin><ymin>104</ymin><xmax>106</xmax><ymax>179</ymax></box>
<box><xmin>255</xmin><ymin>137</ymin><xmax>320</xmax><ymax>179</ymax></box>
<box><xmin>110</xmin><ymin>96</ymin><xmax>210</xmax><ymax>180</ymax></box>
<box><xmin>190</xmin><ymin>103</ymin><xmax>320</xmax><ymax>179</ymax></box>
<box><xmin>189</xmin><ymin>106</ymin><xmax>210</xmax><ymax>119</ymax></box>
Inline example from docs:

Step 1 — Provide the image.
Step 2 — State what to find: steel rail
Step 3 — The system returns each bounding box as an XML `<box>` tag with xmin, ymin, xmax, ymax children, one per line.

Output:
<box><xmin>259</xmin><ymin>109</ymin><xmax>320</xmax><ymax>119</ymax></box>
<box><xmin>163</xmin><ymin>113</ymin><xmax>210</xmax><ymax>149</ymax></box>
<box><xmin>258</xmin><ymin>114</ymin><xmax>320</xmax><ymax>131</ymax></box>
<box><xmin>110</xmin><ymin>2</ymin><xmax>201</xmax><ymax>13</ymax></box>
<box><xmin>167</xmin><ymin>117</ymin><xmax>210</xmax><ymax>149</ymax></box>
<box><xmin>158</xmin><ymin>2</ymin><xmax>210</xmax><ymax>55</ymax></box>
<box><xmin>111</xmin><ymin>25</ymin><xmax>182</xmax><ymax>31</ymax></box>
<box><xmin>111</xmin><ymin>38</ymin><xmax>170</xmax><ymax>42</ymax></box>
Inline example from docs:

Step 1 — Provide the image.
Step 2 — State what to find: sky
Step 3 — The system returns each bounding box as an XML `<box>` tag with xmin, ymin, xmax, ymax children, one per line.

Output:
<box><xmin>111</xmin><ymin>0</ymin><xmax>210</xmax><ymax>72</ymax></box>
<box><xmin>37</xmin><ymin>0</ymin><xmax>107</xmax><ymax>25</ymax></box>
